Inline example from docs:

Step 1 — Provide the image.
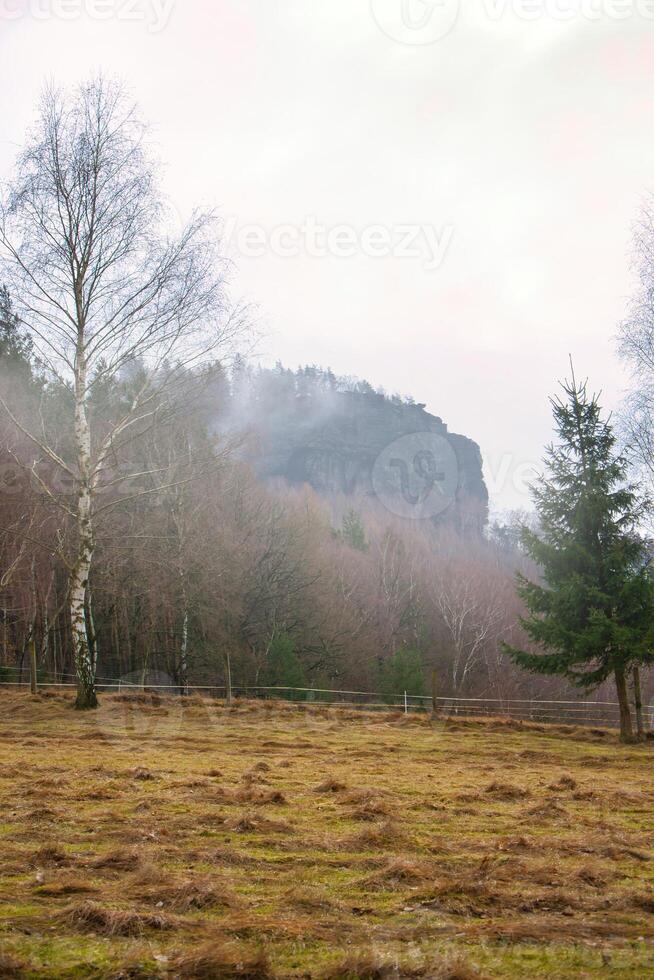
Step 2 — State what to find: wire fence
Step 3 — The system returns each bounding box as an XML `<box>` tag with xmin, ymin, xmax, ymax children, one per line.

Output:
<box><xmin>2</xmin><ymin>666</ymin><xmax>651</xmax><ymax>730</ymax></box>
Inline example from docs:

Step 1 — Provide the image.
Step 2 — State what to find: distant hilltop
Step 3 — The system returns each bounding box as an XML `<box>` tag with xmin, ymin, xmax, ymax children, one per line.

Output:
<box><xmin>230</xmin><ymin>364</ymin><xmax>488</xmax><ymax>531</ymax></box>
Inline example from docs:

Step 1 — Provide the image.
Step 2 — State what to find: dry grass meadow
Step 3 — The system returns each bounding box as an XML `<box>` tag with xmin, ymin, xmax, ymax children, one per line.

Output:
<box><xmin>0</xmin><ymin>690</ymin><xmax>653</xmax><ymax>979</ymax></box>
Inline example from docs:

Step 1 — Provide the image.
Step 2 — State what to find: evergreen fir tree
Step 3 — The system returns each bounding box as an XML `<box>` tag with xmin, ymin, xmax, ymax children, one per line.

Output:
<box><xmin>380</xmin><ymin>649</ymin><xmax>426</xmax><ymax>703</ymax></box>
<box><xmin>0</xmin><ymin>286</ymin><xmax>37</xmax><ymax>383</ymax></box>
<box><xmin>340</xmin><ymin>509</ymin><xmax>368</xmax><ymax>552</ymax></box>
<box><xmin>504</xmin><ymin>375</ymin><xmax>654</xmax><ymax>741</ymax></box>
<box><xmin>263</xmin><ymin>632</ymin><xmax>306</xmax><ymax>692</ymax></box>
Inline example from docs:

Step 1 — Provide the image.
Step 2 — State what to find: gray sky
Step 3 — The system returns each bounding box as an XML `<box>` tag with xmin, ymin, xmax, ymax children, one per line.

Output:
<box><xmin>1</xmin><ymin>0</ymin><xmax>652</xmax><ymax>512</ymax></box>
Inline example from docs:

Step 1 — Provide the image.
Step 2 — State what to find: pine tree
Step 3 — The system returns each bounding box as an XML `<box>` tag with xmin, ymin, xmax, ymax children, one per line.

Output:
<box><xmin>504</xmin><ymin>375</ymin><xmax>654</xmax><ymax>742</ymax></box>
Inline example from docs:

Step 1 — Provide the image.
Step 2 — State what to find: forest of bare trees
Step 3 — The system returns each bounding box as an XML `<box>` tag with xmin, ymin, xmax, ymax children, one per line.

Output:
<box><xmin>0</xmin><ymin>79</ymin><xmax>652</xmax><ymax>718</ymax></box>
<box><xmin>0</xmin><ymin>287</ymin><xmax>633</xmax><ymax>708</ymax></box>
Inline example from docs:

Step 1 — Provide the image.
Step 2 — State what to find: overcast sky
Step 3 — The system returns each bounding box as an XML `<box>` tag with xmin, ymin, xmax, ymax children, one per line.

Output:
<box><xmin>1</xmin><ymin>0</ymin><xmax>653</xmax><ymax>512</ymax></box>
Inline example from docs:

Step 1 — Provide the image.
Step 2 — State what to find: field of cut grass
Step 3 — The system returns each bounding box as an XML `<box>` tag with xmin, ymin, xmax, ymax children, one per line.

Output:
<box><xmin>0</xmin><ymin>690</ymin><xmax>653</xmax><ymax>979</ymax></box>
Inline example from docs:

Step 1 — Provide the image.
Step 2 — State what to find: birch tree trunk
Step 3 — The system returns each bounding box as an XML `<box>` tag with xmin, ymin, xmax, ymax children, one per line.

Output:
<box><xmin>29</xmin><ymin>637</ymin><xmax>38</xmax><ymax>695</ymax></box>
<box><xmin>71</xmin><ymin>351</ymin><xmax>97</xmax><ymax>710</ymax></box>
<box><xmin>179</xmin><ymin>575</ymin><xmax>189</xmax><ymax>696</ymax></box>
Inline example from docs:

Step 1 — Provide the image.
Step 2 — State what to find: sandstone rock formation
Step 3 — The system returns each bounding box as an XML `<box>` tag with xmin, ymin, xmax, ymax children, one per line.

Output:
<box><xmin>250</xmin><ymin>385</ymin><xmax>488</xmax><ymax>531</ymax></box>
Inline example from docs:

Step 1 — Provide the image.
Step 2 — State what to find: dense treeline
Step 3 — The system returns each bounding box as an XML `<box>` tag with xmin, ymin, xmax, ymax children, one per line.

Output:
<box><xmin>0</xmin><ymin>297</ymin><xmax>634</xmax><ymax>706</ymax></box>
<box><xmin>0</xmin><ymin>77</ymin><xmax>528</xmax><ymax>704</ymax></box>
<box><xmin>0</xmin><ymin>78</ymin><xmax>652</xmax><ymax>729</ymax></box>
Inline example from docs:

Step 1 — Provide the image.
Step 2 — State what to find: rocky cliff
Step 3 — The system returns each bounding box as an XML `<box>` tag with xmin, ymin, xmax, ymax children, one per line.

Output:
<box><xmin>247</xmin><ymin>381</ymin><xmax>488</xmax><ymax>531</ymax></box>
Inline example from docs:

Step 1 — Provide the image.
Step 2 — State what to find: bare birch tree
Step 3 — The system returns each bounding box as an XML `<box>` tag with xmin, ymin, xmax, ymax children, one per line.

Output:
<box><xmin>0</xmin><ymin>77</ymin><xmax>240</xmax><ymax>708</ymax></box>
<box><xmin>619</xmin><ymin>195</ymin><xmax>654</xmax><ymax>490</ymax></box>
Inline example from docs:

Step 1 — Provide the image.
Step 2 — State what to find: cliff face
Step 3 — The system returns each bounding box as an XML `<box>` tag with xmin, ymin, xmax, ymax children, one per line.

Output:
<box><xmin>252</xmin><ymin>389</ymin><xmax>488</xmax><ymax>530</ymax></box>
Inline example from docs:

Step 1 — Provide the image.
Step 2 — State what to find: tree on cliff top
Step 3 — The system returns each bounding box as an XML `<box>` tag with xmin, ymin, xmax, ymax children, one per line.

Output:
<box><xmin>503</xmin><ymin>375</ymin><xmax>654</xmax><ymax>741</ymax></box>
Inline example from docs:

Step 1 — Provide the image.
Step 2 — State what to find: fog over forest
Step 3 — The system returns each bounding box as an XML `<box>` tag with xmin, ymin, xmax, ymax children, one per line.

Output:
<box><xmin>0</xmin><ymin>67</ymin><xmax>653</xmax><ymax>724</ymax></box>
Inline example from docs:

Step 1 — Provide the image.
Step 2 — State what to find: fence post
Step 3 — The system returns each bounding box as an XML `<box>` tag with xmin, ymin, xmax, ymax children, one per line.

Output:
<box><xmin>29</xmin><ymin>638</ymin><xmax>38</xmax><ymax>695</ymax></box>
<box><xmin>404</xmin><ymin>691</ymin><xmax>408</xmax><ymax>715</ymax></box>
<box><xmin>431</xmin><ymin>669</ymin><xmax>438</xmax><ymax>719</ymax></box>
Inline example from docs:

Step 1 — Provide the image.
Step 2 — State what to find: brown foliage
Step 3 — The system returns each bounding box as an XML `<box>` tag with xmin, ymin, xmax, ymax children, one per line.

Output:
<box><xmin>284</xmin><ymin>885</ymin><xmax>339</xmax><ymax>912</ymax></box>
<box><xmin>225</xmin><ymin>813</ymin><xmax>295</xmax><ymax>835</ymax></box>
<box><xmin>0</xmin><ymin>954</ymin><xmax>27</xmax><ymax>978</ymax></box>
<box><xmin>360</xmin><ymin>858</ymin><xmax>432</xmax><ymax>891</ymax></box>
<box><xmin>62</xmin><ymin>900</ymin><xmax>174</xmax><ymax>936</ymax></box>
<box><xmin>211</xmin><ymin>847</ymin><xmax>261</xmax><ymax>867</ymax></box>
<box><xmin>29</xmin><ymin>845</ymin><xmax>70</xmax><ymax>868</ymax></box>
<box><xmin>484</xmin><ymin>782</ymin><xmax>530</xmax><ymax>800</ymax></box>
<box><xmin>234</xmin><ymin>787</ymin><xmax>287</xmax><ymax>806</ymax></box>
<box><xmin>321</xmin><ymin>951</ymin><xmax>488</xmax><ymax>979</ymax></box>
<box><xmin>171</xmin><ymin>941</ymin><xmax>272</xmax><ymax>979</ymax></box>
<box><xmin>142</xmin><ymin>878</ymin><xmax>238</xmax><ymax>912</ymax></box>
<box><xmin>34</xmin><ymin>878</ymin><xmax>98</xmax><ymax>897</ymax></box>
<box><xmin>548</xmin><ymin>775</ymin><xmax>578</xmax><ymax>791</ymax></box>
<box><xmin>3</xmin><ymin>692</ymin><xmax>653</xmax><ymax>977</ymax></box>
<box><xmin>349</xmin><ymin>799</ymin><xmax>392</xmax><ymax>821</ymax></box>
<box><xmin>130</xmin><ymin>767</ymin><xmax>157</xmax><ymax>781</ymax></box>
<box><xmin>342</xmin><ymin>820</ymin><xmax>408</xmax><ymax>852</ymax></box>
<box><xmin>90</xmin><ymin>849</ymin><xmax>143</xmax><ymax>872</ymax></box>
<box><xmin>314</xmin><ymin>778</ymin><xmax>348</xmax><ymax>794</ymax></box>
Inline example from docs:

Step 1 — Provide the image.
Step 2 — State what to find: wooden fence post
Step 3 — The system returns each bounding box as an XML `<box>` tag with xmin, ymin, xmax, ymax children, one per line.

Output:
<box><xmin>431</xmin><ymin>669</ymin><xmax>438</xmax><ymax>719</ymax></box>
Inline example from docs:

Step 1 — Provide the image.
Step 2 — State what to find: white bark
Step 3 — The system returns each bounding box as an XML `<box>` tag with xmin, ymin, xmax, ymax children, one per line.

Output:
<box><xmin>71</xmin><ymin>358</ymin><xmax>97</xmax><ymax>708</ymax></box>
<box><xmin>179</xmin><ymin>572</ymin><xmax>189</xmax><ymax>695</ymax></box>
